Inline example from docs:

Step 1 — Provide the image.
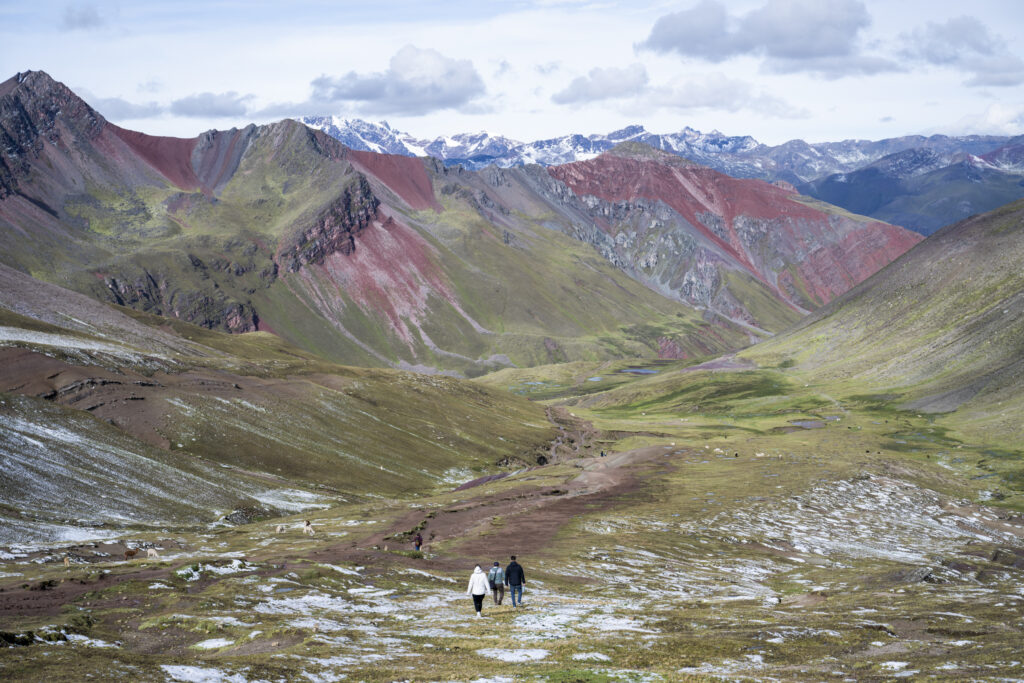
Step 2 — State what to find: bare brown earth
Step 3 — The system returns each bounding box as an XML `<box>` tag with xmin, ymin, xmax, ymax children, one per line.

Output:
<box><xmin>349</xmin><ymin>149</ymin><xmax>442</xmax><ymax>212</ymax></box>
<box><xmin>345</xmin><ymin>445</ymin><xmax>678</xmax><ymax>572</ymax></box>
<box><xmin>107</xmin><ymin>125</ymin><xmax>201</xmax><ymax>192</ymax></box>
<box><xmin>0</xmin><ymin>347</ymin><xmax>273</xmax><ymax>448</ymax></box>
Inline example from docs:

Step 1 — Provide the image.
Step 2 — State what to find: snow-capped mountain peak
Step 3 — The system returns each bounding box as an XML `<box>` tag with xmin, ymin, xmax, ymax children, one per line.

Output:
<box><xmin>295</xmin><ymin>116</ymin><xmax>1014</xmax><ymax>186</ymax></box>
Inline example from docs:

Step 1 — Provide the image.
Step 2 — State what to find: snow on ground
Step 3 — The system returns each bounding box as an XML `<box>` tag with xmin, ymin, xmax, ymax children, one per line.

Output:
<box><xmin>252</xmin><ymin>488</ymin><xmax>333</xmax><ymax>512</ymax></box>
<box><xmin>176</xmin><ymin>560</ymin><xmax>252</xmax><ymax>582</ymax></box>
<box><xmin>685</xmin><ymin>474</ymin><xmax>1017</xmax><ymax>564</ymax></box>
<box><xmin>62</xmin><ymin>634</ymin><xmax>119</xmax><ymax>648</ymax></box>
<box><xmin>192</xmin><ymin>638</ymin><xmax>235</xmax><ymax>650</ymax></box>
<box><xmin>573</xmin><ymin>652</ymin><xmax>611</xmax><ymax>661</ymax></box>
<box><xmin>439</xmin><ymin>467</ymin><xmax>474</xmax><ymax>486</ymax></box>
<box><xmin>161</xmin><ymin>665</ymin><xmax>251</xmax><ymax>683</ymax></box>
<box><xmin>403</xmin><ymin>567</ymin><xmax>456</xmax><ymax>582</ymax></box>
<box><xmin>476</xmin><ymin>648</ymin><xmax>549</xmax><ymax>662</ymax></box>
<box><xmin>0</xmin><ymin>326</ymin><xmax>135</xmax><ymax>355</ymax></box>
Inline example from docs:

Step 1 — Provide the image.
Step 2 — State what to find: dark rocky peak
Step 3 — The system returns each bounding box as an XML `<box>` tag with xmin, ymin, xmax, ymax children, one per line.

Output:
<box><xmin>606</xmin><ymin>124</ymin><xmax>647</xmax><ymax>141</ymax></box>
<box><xmin>868</xmin><ymin>147</ymin><xmax>951</xmax><ymax>179</ymax></box>
<box><xmin>0</xmin><ymin>70</ymin><xmax>104</xmax><ymax>142</ymax></box>
<box><xmin>0</xmin><ymin>70</ymin><xmax>104</xmax><ymax>197</ymax></box>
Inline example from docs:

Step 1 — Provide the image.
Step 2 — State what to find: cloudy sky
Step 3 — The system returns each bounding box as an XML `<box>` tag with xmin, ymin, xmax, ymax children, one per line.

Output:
<box><xmin>2</xmin><ymin>0</ymin><xmax>1023</xmax><ymax>144</ymax></box>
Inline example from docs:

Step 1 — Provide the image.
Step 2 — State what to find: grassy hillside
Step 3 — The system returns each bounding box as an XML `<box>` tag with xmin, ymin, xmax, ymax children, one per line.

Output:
<box><xmin>739</xmin><ymin>198</ymin><xmax>1024</xmax><ymax>449</ymax></box>
<box><xmin>0</xmin><ymin>266</ymin><xmax>555</xmax><ymax>542</ymax></box>
<box><xmin>4</xmin><ymin>110</ymin><xmax>752</xmax><ymax>374</ymax></box>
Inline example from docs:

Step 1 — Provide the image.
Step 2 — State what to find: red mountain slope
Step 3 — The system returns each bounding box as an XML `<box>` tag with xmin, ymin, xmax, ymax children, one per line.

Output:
<box><xmin>546</xmin><ymin>144</ymin><xmax>923</xmax><ymax>320</ymax></box>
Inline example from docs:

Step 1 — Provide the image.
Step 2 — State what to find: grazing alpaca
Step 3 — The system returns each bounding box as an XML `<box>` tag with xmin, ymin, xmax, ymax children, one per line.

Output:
<box><xmin>146</xmin><ymin>548</ymin><xmax>160</xmax><ymax>559</ymax></box>
<box><xmin>63</xmin><ymin>556</ymin><xmax>70</xmax><ymax>569</ymax></box>
<box><xmin>124</xmin><ymin>548</ymin><xmax>139</xmax><ymax>561</ymax></box>
<box><xmin>303</xmin><ymin>520</ymin><xmax>315</xmax><ymax>536</ymax></box>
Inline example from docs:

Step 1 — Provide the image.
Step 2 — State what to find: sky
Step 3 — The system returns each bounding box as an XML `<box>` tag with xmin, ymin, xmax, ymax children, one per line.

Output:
<box><xmin>2</xmin><ymin>0</ymin><xmax>1023</xmax><ymax>145</ymax></box>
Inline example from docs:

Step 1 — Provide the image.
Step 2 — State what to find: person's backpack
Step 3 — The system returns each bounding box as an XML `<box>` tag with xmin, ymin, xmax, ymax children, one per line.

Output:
<box><xmin>488</xmin><ymin>566</ymin><xmax>504</xmax><ymax>588</ymax></box>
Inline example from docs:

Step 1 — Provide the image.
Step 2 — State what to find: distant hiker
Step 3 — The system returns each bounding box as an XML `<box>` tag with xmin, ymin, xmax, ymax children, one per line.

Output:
<box><xmin>488</xmin><ymin>561</ymin><xmax>505</xmax><ymax>605</ymax></box>
<box><xmin>505</xmin><ymin>555</ymin><xmax>526</xmax><ymax>607</ymax></box>
<box><xmin>413</xmin><ymin>533</ymin><xmax>423</xmax><ymax>551</ymax></box>
<box><xmin>600</xmin><ymin>450</ymin><xmax>606</xmax><ymax>458</ymax></box>
<box><xmin>466</xmin><ymin>565</ymin><xmax>490</xmax><ymax>618</ymax></box>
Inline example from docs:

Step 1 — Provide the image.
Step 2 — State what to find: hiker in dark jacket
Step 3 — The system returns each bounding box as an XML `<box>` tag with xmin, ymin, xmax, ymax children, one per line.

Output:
<box><xmin>413</xmin><ymin>533</ymin><xmax>423</xmax><ymax>551</ymax></box>
<box><xmin>505</xmin><ymin>555</ymin><xmax>526</xmax><ymax>607</ymax></box>
<box><xmin>488</xmin><ymin>561</ymin><xmax>505</xmax><ymax>605</ymax></box>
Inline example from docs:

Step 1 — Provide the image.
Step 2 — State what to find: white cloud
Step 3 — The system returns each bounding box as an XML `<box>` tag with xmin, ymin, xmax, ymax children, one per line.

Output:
<box><xmin>638</xmin><ymin>0</ymin><xmax>899</xmax><ymax>78</ymax></box>
<box><xmin>900</xmin><ymin>16</ymin><xmax>1024</xmax><ymax>87</ymax></box>
<box><xmin>941</xmin><ymin>102</ymin><xmax>1024</xmax><ymax>137</ymax></box>
<box><xmin>765</xmin><ymin>54</ymin><xmax>903</xmax><ymax>79</ymax></box>
<box><xmin>170</xmin><ymin>92</ymin><xmax>254</xmax><ymax>117</ymax></box>
<box><xmin>75</xmin><ymin>88</ymin><xmax>163</xmax><ymax>120</ymax></box>
<box><xmin>60</xmin><ymin>3</ymin><xmax>102</xmax><ymax>31</ymax></box>
<box><xmin>650</xmin><ymin>75</ymin><xmax>809</xmax><ymax>119</ymax></box>
<box><xmin>307</xmin><ymin>45</ymin><xmax>486</xmax><ymax>116</ymax></box>
<box><xmin>552</xmin><ymin>64</ymin><xmax>648</xmax><ymax>104</ymax></box>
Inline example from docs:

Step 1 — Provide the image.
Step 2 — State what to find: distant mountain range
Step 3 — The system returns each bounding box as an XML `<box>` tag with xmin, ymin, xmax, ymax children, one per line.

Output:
<box><xmin>799</xmin><ymin>144</ymin><xmax>1024</xmax><ymax>235</ymax></box>
<box><xmin>299</xmin><ymin>116</ymin><xmax>1024</xmax><ymax>235</ymax></box>
<box><xmin>1</xmin><ymin>70</ymin><xmax>919</xmax><ymax>375</ymax></box>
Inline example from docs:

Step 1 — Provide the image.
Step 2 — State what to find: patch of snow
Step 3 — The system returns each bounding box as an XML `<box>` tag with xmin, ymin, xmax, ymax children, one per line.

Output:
<box><xmin>572</xmin><ymin>652</ymin><xmax>611</xmax><ymax>661</ymax></box>
<box><xmin>318</xmin><ymin>563</ymin><xmax>362</xmax><ymax>576</ymax></box>
<box><xmin>192</xmin><ymin>637</ymin><xmax>234</xmax><ymax>650</ymax></box>
<box><xmin>403</xmin><ymin>567</ymin><xmax>456</xmax><ymax>582</ymax></box>
<box><xmin>289</xmin><ymin>617</ymin><xmax>348</xmax><ymax>633</ymax></box>
<box><xmin>63</xmin><ymin>633</ymin><xmax>119</xmax><ymax>648</ymax></box>
<box><xmin>439</xmin><ymin>467</ymin><xmax>474</xmax><ymax>485</ymax></box>
<box><xmin>347</xmin><ymin>587</ymin><xmax>393</xmax><ymax>597</ymax></box>
<box><xmin>174</xmin><ymin>560</ymin><xmax>248</xmax><ymax>582</ymax></box>
<box><xmin>0</xmin><ymin>326</ymin><xmax>134</xmax><ymax>355</ymax></box>
<box><xmin>476</xmin><ymin>648</ymin><xmax>549</xmax><ymax>662</ymax></box>
<box><xmin>161</xmin><ymin>665</ymin><xmax>249</xmax><ymax>683</ymax></box>
<box><xmin>253</xmin><ymin>488</ymin><xmax>332</xmax><ymax>511</ymax></box>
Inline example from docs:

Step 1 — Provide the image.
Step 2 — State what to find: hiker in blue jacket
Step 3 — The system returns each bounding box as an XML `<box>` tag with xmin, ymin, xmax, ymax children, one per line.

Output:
<box><xmin>488</xmin><ymin>561</ymin><xmax>505</xmax><ymax>605</ymax></box>
<box><xmin>505</xmin><ymin>555</ymin><xmax>526</xmax><ymax>607</ymax></box>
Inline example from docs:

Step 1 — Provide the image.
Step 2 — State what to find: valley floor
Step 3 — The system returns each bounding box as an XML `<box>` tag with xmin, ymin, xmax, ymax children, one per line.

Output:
<box><xmin>3</xmin><ymin>363</ymin><xmax>1024</xmax><ymax>681</ymax></box>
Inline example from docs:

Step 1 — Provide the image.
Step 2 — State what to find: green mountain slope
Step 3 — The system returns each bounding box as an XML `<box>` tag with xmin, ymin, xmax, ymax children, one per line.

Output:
<box><xmin>742</xmin><ymin>198</ymin><xmax>1024</xmax><ymax>447</ymax></box>
<box><xmin>1</xmin><ymin>72</ymin><xmax>922</xmax><ymax>376</ymax></box>
<box><xmin>0</xmin><ymin>72</ymin><xmax>752</xmax><ymax>375</ymax></box>
<box><xmin>0</xmin><ymin>264</ymin><xmax>554</xmax><ymax>542</ymax></box>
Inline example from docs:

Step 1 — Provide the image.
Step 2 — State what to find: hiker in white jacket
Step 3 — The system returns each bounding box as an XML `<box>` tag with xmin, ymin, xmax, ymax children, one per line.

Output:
<box><xmin>466</xmin><ymin>565</ymin><xmax>490</xmax><ymax>617</ymax></box>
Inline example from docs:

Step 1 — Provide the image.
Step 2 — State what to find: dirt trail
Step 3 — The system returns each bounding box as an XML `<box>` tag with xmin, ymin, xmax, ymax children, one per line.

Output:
<box><xmin>363</xmin><ymin>445</ymin><xmax>681</xmax><ymax>572</ymax></box>
<box><xmin>544</xmin><ymin>405</ymin><xmax>599</xmax><ymax>463</ymax></box>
